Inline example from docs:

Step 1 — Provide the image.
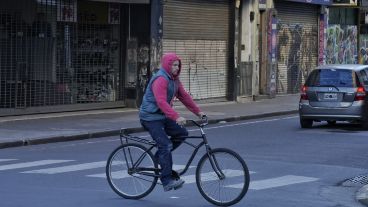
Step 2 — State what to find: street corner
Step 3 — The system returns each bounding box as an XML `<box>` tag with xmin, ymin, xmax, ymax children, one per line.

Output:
<box><xmin>357</xmin><ymin>185</ymin><xmax>368</xmax><ymax>206</ymax></box>
<box><xmin>342</xmin><ymin>174</ymin><xmax>368</xmax><ymax>206</ymax></box>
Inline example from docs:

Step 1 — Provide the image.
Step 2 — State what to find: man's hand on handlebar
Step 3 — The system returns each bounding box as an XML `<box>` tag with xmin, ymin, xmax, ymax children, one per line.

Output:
<box><xmin>198</xmin><ymin>112</ymin><xmax>207</xmax><ymax>119</ymax></box>
<box><xmin>176</xmin><ymin>113</ymin><xmax>207</xmax><ymax>127</ymax></box>
<box><xmin>176</xmin><ymin>117</ymin><xmax>187</xmax><ymax>126</ymax></box>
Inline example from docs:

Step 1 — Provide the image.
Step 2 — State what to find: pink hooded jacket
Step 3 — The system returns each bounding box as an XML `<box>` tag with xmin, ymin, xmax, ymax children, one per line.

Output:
<box><xmin>152</xmin><ymin>53</ymin><xmax>201</xmax><ymax>121</ymax></box>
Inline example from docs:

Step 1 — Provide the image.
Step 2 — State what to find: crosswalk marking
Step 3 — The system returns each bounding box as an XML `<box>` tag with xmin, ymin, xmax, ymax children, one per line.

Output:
<box><xmin>21</xmin><ymin>161</ymin><xmax>108</xmax><ymax>174</ymax></box>
<box><xmin>241</xmin><ymin>175</ymin><xmax>318</xmax><ymax>190</ymax></box>
<box><xmin>181</xmin><ymin>169</ymin><xmax>251</xmax><ymax>184</ymax></box>
<box><xmin>0</xmin><ymin>160</ymin><xmax>73</xmax><ymax>171</ymax></box>
<box><xmin>0</xmin><ymin>158</ymin><xmax>320</xmax><ymax>191</ymax></box>
<box><xmin>90</xmin><ymin>171</ymin><xmax>130</xmax><ymax>179</ymax></box>
<box><xmin>0</xmin><ymin>159</ymin><xmax>17</xmax><ymax>162</ymax></box>
<box><xmin>87</xmin><ymin>164</ymin><xmax>193</xmax><ymax>178</ymax></box>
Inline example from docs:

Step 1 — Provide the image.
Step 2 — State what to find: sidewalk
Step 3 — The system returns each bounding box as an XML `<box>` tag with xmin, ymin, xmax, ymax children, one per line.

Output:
<box><xmin>0</xmin><ymin>94</ymin><xmax>299</xmax><ymax>149</ymax></box>
<box><xmin>0</xmin><ymin>93</ymin><xmax>368</xmax><ymax>206</ymax></box>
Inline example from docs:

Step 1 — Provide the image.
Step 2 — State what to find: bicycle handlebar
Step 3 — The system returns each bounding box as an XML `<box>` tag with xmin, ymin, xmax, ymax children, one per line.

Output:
<box><xmin>187</xmin><ymin>115</ymin><xmax>208</xmax><ymax>127</ymax></box>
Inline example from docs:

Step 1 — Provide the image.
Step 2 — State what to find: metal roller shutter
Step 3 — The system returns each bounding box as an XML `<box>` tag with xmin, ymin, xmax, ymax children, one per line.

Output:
<box><xmin>0</xmin><ymin>0</ymin><xmax>123</xmax><ymax>116</ymax></box>
<box><xmin>162</xmin><ymin>0</ymin><xmax>230</xmax><ymax>100</ymax></box>
<box><xmin>275</xmin><ymin>1</ymin><xmax>319</xmax><ymax>94</ymax></box>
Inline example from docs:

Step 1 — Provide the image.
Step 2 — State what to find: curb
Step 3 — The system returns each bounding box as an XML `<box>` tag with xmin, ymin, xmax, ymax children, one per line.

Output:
<box><xmin>357</xmin><ymin>185</ymin><xmax>368</xmax><ymax>206</ymax></box>
<box><xmin>0</xmin><ymin>110</ymin><xmax>298</xmax><ymax>149</ymax></box>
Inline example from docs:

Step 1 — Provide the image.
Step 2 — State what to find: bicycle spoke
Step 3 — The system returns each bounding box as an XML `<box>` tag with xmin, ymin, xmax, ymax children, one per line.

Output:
<box><xmin>130</xmin><ymin>174</ymin><xmax>157</xmax><ymax>183</ymax></box>
<box><xmin>196</xmin><ymin>149</ymin><xmax>249</xmax><ymax>206</ymax></box>
<box><xmin>106</xmin><ymin>144</ymin><xmax>158</xmax><ymax>199</ymax></box>
<box><xmin>106</xmin><ymin>118</ymin><xmax>249</xmax><ymax>206</ymax></box>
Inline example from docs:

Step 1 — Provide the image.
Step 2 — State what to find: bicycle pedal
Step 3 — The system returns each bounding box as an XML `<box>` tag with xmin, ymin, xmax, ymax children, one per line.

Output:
<box><xmin>171</xmin><ymin>170</ymin><xmax>180</xmax><ymax>180</ymax></box>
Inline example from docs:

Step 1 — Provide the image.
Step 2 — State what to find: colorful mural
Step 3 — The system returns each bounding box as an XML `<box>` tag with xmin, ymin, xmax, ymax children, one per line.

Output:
<box><xmin>319</xmin><ymin>13</ymin><xmax>327</xmax><ymax>65</ymax></box>
<box><xmin>326</xmin><ymin>25</ymin><xmax>357</xmax><ymax>64</ymax></box>
<box><xmin>359</xmin><ymin>35</ymin><xmax>368</xmax><ymax>65</ymax></box>
<box><xmin>277</xmin><ymin>23</ymin><xmax>318</xmax><ymax>94</ymax></box>
<box><xmin>268</xmin><ymin>12</ymin><xmax>277</xmax><ymax>97</ymax></box>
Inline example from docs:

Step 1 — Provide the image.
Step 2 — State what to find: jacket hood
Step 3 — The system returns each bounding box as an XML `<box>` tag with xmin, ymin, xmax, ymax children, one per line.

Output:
<box><xmin>161</xmin><ymin>52</ymin><xmax>182</xmax><ymax>78</ymax></box>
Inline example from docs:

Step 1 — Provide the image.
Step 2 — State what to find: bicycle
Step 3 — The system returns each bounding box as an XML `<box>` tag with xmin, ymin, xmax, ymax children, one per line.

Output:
<box><xmin>106</xmin><ymin>117</ymin><xmax>250</xmax><ymax>206</ymax></box>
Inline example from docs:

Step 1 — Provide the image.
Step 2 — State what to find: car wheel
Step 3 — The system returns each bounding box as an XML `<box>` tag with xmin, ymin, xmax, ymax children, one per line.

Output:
<box><xmin>300</xmin><ymin>118</ymin><xmax>313</xmax><ymax>128</ymax></box>
<box><xmin>327</xmin><ymin>120</ymin><xmax>336</xmax><ymax>126</ymax></box>
<box><xmin>362</xmin><ymin>121</ymin><xmax>368</xmax><ymax>130</ymax></box>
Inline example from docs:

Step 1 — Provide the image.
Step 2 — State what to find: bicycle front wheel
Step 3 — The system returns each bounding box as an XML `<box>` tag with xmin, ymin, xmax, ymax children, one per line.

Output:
<box><xmin>106</xmin><ymin>143</ymin><xmax>158</xmax><ymax>199</ymax></box>
<box><xmin>196</xmin><ymin>148</ymin><xmax>250</xmax><ymax>206</ymax></box>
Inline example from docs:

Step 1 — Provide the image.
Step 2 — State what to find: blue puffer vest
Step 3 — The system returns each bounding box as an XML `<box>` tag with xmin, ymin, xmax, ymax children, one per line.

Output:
<box><xmin>139</xmin><ymin>69</ymin><xmax>177</xmax><ymax>121</ymax></box>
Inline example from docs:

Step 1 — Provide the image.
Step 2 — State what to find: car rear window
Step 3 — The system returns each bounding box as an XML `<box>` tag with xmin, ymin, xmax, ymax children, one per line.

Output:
<box><xmin>360</xmin><ymin>69</ymin><xmax>368</xmax><ymax>86</ymax></box>
<box><xmin>306</xmin><ymin>69</ymin><xmax>357</xmax><ymax>87</ymax></box>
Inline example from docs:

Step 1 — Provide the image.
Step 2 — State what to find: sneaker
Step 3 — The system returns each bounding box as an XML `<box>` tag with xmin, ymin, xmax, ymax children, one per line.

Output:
<box><xmin>171</xmin><ymin>170</ymin><xmax>180</xmax><ymax>180</ymax></box>
<box><xmin>163</xmin><ymin>179</ymin><xmax>185</xmax><ymax>192</ymax></box>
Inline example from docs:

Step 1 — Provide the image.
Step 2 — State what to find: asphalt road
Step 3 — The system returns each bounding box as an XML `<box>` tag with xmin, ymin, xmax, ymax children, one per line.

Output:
<box><xmin>1</xmin><ymin>115</ymin><xmax>368</xmax><ymax>207</ymax></box>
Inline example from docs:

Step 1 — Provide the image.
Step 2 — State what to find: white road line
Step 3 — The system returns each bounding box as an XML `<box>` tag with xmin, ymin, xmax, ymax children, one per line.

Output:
<box><xmin>130</xmin><ymin>116</ymin><xmax>298</xmax><ymax>138</ymax></box>
<box><xmin>89</xmin><ymin>171</ymin><xmax>130</xmax><ymax>179</ymax></box>
<box><xmin>172</xmin><ymin>164</ymin><xmax>194</xmax><ymax>170</ymax></box>
<box><xmin>181</xmin><ymin>169</ymin><xmax>253</xmax><ymax>184</ymax></box>
<box><xmin>202</xmin><ymin>116</ymin><xmax>298</xmax><ymax>131</ymax></box>
<box><xmin>0</xmin><ymin>159</ymin><xmax>17</xmax><ymax>162</ymax></box>
<box><xmin>0</xmin><ymin>160</ymin><xmax>73</xmax><ymax>171</ymax></box>
<box><xmin>87</xmin><ymin>164</ymin><xmax>194</xmax><ymax>178</ymax></box>
<box><xmin>228</xmin><ymin>175</ymin><xmax>318</xmax><ymax>190</ymax></box>
<box><xmin>21</xmin><ymin>161</ymin><xmax>107</xmax><ymax>174</ymax></box>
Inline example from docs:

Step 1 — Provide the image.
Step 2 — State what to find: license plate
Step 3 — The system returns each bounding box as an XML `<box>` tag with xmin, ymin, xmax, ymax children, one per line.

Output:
<box><xmin>323</xmin><ymin>93</ymin><xmax>337</xmax><ymax>100</ymax></box>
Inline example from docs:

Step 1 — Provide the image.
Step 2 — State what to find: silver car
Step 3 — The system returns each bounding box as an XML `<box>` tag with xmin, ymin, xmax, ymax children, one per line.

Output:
<box><xmin>299</xmin><ymin>64</ymin><xmax>368</xmax><ymax>128</ymax></box>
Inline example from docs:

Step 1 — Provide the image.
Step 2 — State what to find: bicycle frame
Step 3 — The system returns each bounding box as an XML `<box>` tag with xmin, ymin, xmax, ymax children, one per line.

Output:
<box><xmin>119</xmin><ymin>119</ymin><xmax>225</xmax><ymax>180</ymax></box>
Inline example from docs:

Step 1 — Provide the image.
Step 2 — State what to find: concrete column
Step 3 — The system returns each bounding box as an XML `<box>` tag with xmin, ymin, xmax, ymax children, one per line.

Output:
<box><xmin>237</xmin><ymin>0</ymin><xmax>259</xmax><ymax>102</ymax></box>
<box><xmin>150</xmin><ymin>0</ymin><xmax>163</xmax><ymax>73</ymax></box>
<box><xmin>251</xmin><ymin>0</ymin><xmax>260</xmax><ymax>97</ymax></box>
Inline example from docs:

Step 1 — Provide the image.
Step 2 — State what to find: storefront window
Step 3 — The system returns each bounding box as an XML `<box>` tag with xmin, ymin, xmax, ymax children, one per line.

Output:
<box><xmin>329</xmin><ymin>8</ymin><xmax>357</xmax><ymax>25</ymax></box>
<box><xmin>0</xmin><ymin>0</ymin><xmax>149</xmax><ymax>114</ymax></box>
<box><xmin>0</xmin><ymin>0</ymin><xmax>59</xmax><ymax>108</ymax></box>
<box><xmin>57</xmin><ymin>0</ymin><xmax>120</xmax><ymax>104</ymax></box>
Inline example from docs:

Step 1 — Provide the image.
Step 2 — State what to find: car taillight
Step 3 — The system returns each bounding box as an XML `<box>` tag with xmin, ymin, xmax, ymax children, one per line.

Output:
<box><xmin>355</xmin><ymin>85</ymin><xmax>366</xmax><ymax>101</ymax></box>
<box><xmin>300</xmin><ymin>85</ymin><xmax>308</xmax><ymax>100</ymax></box>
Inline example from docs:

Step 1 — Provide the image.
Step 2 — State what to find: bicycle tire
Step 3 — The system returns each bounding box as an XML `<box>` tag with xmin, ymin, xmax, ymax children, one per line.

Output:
<box><xmin>106</xmin><ymin>143</ymin><xmax>158</xmax><ymax>199</ymax></box>
<box><xmin>196</xmin><ymin>148</ymin><xmax>250</xmax><ymax>206</ymax></box>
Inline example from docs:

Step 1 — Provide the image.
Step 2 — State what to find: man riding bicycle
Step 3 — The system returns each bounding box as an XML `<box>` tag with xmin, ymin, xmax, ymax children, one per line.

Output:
<box><xmin>139</xmin><ymin>52</ymin><xmax>206</xmax><ymax>192</ymax></box>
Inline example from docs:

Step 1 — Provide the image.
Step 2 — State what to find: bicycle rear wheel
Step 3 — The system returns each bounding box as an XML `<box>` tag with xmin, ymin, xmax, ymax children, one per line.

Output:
<box><xmin>106</xmin><ymin>143</ymin><xmax>158</xmax><ymax>199</ymax></box>
<box><xmin>196</xmin><ymin>148</ymin><xmax>250</xmax><ymax>206</ymax></box>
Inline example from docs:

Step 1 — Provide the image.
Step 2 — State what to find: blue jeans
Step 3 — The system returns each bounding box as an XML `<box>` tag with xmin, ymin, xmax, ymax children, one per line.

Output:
<box><xmin>140</xmin><ymin>118</ymin><xmax>188</xmax><ymax>186</ymax></box>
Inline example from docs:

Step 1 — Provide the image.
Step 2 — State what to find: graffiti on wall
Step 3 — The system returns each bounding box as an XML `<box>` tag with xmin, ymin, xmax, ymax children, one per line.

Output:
<box><xmin>136</xmin><ymin>44</ymin><xmax>150</xmax><ymax>106</ymax></box>
<box><xmin>150</xmin><ymin>37</ymin><xmax>162</xmax><ymax>73</ymax></box>
<box><xmin>359</xmin><ymin>35</ymin><xmax>368</xmax><ymax>65</ymax></box>
<box><xmin>319</xmin><ymin>13</ymin><xmax>326</xmax><ymax>65</ymax></box>
<box><xmin>163</xmin><ymin>39</ymin><xmax>228</xmax><ymax>100</ymax></box>
<box><xmin>277</xmin><ymin>23</ymin><xmax>318</xmax><ymax>94</ymax></box>
<box><xmin>326</xmin><ymin>25</ymin><xmax>357</xmax><ymax>64</ymax></box>
<box><xmin>267</xmin><ymin>12</ymin><xmax>277</xmax><ymax>97</ymax></box>
<box><xmin>137</xmin><ymin>45</ymin><xmax>150</xmax><ymax>91</ymax></box>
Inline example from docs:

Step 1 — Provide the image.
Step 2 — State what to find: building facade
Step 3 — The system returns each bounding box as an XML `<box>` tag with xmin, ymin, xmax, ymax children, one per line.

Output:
<box><xmin>0</xmin><ymin>0</ymin><xmax>240</xmax><ymax>116</ymax></box>
<box><xmin>0</xmin><ymin>0</ymin><xmax>151</xmax><ymax>116</ymax></box>
<box><xmin>248</xmin><ymin>0</ymin><xmax>361</xmax><ymax>98</ymax></box>
<box><xmin>0</xmin><ymin>0</ymin><xmax>365</xmax><ymax>116</ymax></box>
